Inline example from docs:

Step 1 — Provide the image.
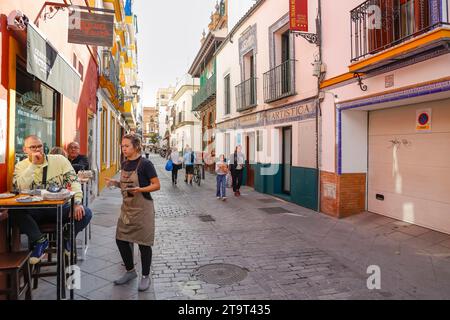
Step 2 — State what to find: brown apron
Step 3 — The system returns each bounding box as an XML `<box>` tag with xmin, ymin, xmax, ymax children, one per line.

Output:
<box><xmin>116</xmin><ymin>159</ymin><xmax>155</xmax><ymax>246</ymax></box>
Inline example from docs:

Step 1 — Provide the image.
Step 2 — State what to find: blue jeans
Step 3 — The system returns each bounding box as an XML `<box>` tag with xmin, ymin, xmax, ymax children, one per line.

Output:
<box><xmin>216</xmin><ymin>174</ymin><xmax>226</xmax><ymax>198</ymax></box>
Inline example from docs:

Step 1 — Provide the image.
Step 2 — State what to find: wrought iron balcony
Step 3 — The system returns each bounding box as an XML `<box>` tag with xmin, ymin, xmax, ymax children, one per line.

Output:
<box><xmin>263</xmin><ymin>59</ymin><xmax>296</xmax><ymax>103</ymax></box>
<box><xmin>192</xmin><ymin>73</ymin><xmax>216</xmax><ymax>111</ymax></box>
<box><xmin>351</xmin><ymin>0</ymin><xmax>450</xmax><ymax>62</ymax></box>
<box><xmin>236</xmin><ymin>77</ymin><xmax>257</xmax><ymax>112</ymax></box>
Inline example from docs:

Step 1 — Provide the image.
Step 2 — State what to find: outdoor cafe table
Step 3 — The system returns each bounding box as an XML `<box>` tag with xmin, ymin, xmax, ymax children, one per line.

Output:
<box><xmin>0</xmin><ymin>194</ymin><xmax>76</xmax><ymax>300</ymax></box>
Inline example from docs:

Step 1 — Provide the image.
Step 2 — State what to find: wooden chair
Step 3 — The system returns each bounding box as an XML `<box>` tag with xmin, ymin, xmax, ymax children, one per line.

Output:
<box><xmin>0</xmin><ymin>251</ymin><xmax>33</xmax><ymax>300</ymax></box>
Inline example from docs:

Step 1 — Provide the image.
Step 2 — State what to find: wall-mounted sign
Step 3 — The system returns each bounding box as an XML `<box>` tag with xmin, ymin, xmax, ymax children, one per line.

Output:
<box><xmin>416</xmin><ymin>108</ymin><xmax>432</xmax><ymax>132</ymax></box>
<box><xmin>0</xmin><ymin>100</ymin><xmax>6</xmax><ymax>164</ymax></box>
<box><xmin>290</xmin><ymin>0</ymin><xmax>308</xmax><ymax>32</ymax></box>
<box><xmin>68</xmin><ymin>10</ymin><xmax>114</xmax><ymax>47</ymax></box>
<box><xmin>265</xmin><ymin>102</ymin><xmax>316</xmax><ymax>126</ymax></box>
<box><xmin>385</xmin><ymin>74</ymin><xmax>394</xmax><ymax>88</ymax></box>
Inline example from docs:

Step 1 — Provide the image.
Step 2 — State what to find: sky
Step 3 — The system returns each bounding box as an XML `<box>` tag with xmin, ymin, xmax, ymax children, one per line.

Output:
<box><xmin>134</xmin><ymin>0</ymin><xmax>256</xmax><ymax>107</ymax></box>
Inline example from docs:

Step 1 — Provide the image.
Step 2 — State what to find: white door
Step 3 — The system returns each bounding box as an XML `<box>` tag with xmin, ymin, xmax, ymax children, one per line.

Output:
<box><xmin>368</xmin><ymin>99</ymin><xmax>450</xmax><ymax>234</ymax></box>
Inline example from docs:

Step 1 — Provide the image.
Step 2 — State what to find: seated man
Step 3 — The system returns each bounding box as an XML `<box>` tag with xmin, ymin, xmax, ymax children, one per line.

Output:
<box><xmin>11</xmin><ymin>135</ymin><xmax>92</xmax><ymax>264</ymax></box>
<box><xmin>67</xmin><ymin>141</ymin><xmax>90</xmax><ymax>173</ymax></box>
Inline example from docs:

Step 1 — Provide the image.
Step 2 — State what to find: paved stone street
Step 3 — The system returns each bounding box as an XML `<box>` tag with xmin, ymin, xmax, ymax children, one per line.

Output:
<box><xmin>34</xmin><ymin>154</ymin><xmax>450</xmax><ymax>300</ymax></box>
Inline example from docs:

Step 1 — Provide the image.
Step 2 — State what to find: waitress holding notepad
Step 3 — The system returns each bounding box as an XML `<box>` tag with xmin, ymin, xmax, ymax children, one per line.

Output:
<box><xmin>106</xmin><ymin>134</ymin><xmax>160</xmax><ymax>292</ymax></box>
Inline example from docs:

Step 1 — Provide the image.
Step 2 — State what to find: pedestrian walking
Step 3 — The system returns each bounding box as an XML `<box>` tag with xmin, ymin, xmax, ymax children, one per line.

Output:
<box><xmin>183</xmin><ymin>146</ymin><xmax>196</xmax><ymax>185</ymax></box>
<box><xmin>169</xmin><ymin>147</ymin><xmax>182</xmax><ymax>185</ymax></box>
<box><xmin>105</xmin><ymin>134</ymin><xmax>160</xmax><ymax>292</ymax></box>
<box><xmin>229</xmin><ymin>145</ymin><xmax>245</xmax><ymax>197</ymax></box>
<box><xmin>215</xmin><ymin>154</ymin><xmax>228</xmax><ymax>200</ymax></box>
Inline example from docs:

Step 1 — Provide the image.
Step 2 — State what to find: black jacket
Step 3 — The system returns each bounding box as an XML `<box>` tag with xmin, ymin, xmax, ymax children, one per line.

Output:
<box><xmin>69</xmin><ymin>155</ymin><xmax>90</xmax><ymax>173</ymax></box>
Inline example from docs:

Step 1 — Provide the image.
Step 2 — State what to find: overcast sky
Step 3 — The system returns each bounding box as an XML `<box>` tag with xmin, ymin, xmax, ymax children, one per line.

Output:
<box><xmin>134</xmin><ymin>0</ymin><xmax>256</xmax><ymax>106</ymax></box>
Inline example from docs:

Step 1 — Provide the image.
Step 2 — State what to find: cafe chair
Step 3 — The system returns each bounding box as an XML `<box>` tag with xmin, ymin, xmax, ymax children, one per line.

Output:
<box><xmin>0</xmin><ymin>251</ymin><xmax>33</xmax><ymax>300</ymax></box>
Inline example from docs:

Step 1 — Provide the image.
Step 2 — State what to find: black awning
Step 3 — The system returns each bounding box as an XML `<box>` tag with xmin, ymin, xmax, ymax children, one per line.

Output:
<box><xmin>26</xmin><ymin>23</ymin><xmax>80</xmax><ymax>104</ymax></box>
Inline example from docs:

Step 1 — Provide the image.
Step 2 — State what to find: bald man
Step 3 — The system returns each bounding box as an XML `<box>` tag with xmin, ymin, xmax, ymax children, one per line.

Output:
<box><xmin>12</xmin><ymin>135</ymin><xmax>92</xmax><ymax>264</ymax></box>
<box><xmin>67</xmin><ymin>141</ymin><xmax>90</xmax><ymax>173</ymax></box>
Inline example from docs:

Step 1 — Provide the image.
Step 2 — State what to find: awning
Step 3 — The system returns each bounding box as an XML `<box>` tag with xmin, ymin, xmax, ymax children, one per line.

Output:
<box><xmin>26</xmin><ymin>23</ymin><xmax>80</xmax><ymax>103</ymax></box>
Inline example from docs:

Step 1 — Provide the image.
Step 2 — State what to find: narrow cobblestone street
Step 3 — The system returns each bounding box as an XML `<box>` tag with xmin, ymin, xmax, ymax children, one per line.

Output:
<box><xmin>33</xmin><ymin>154</ymin><xmax>450</xmax><ymax>300</ymax></box>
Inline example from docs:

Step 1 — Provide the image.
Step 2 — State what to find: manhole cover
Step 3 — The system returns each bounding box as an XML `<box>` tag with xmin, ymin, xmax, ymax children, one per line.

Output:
<box><xmin>199</xmin><ymin>215</ymin><xmax>215</xmax><ymax>222</ymax></box>
<box><xmin>258</xmin><ymin>207</ymin><xmax>293</xmax><ymax>214</ymax></box>
<box><xmin>195</xmin><ymin>264</ymin><xmax>248</xmax><ymax>285</ymax></box>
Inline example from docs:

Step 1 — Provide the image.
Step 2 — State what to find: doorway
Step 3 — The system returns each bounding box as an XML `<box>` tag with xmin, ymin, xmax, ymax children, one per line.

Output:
<box><xmin>282</xmin><ymin>127</ymin><xmax>292</xmax><ymax>194</ymax></box>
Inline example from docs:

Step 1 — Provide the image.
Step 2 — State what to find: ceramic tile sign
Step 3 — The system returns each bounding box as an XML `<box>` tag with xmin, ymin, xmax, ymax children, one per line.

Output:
<box><xmin>416</xmin><ymin>108</ymin><xmax>432</xmax><ymax>133</ymax></box>
<box><xmin>0</xmin><ymin>99</ymin><xmax>6</xmax><ymax>164</ymax></box>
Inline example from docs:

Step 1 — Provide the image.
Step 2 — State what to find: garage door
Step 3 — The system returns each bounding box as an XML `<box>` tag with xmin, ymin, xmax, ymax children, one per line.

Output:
<box><xmin>368</xmin><ymin>99</ymin><xmax>450</xmax><ymax>234</ymax></box>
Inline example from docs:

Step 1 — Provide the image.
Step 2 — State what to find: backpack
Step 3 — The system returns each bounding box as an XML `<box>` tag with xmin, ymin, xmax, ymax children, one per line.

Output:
<box><xmin>190</xmin><ymin>152</ymin><xmax>195</xmax><ymax>163</ymax></box>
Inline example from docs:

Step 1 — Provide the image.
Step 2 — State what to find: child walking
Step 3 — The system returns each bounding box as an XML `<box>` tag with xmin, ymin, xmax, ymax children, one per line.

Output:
<box><xmin>215</xmin><ymin>154</ymin><xmax>228</xmax><ymax>200</ymax></box>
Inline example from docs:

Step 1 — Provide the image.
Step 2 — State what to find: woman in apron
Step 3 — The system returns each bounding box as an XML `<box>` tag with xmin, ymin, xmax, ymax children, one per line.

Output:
<box><xmin>106</xmin><ymin>134</ymin><xmax>160</xmax><ymax>292</ymax></box>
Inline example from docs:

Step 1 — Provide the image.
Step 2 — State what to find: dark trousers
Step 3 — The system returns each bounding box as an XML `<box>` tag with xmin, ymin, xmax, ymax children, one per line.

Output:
<box><xmin>10</xmin><ymin>203</ymin><xmax>92</xmax><ymax>244</ymax></box>
<box><xmin>116</xmin><ymin>239</ymin><xmax>152</xmax><ymax>276</ymax></box>
<box><xmin>232</xmin><ymin>169</ymin><xmax>243</xmax><ymax>192</ymax></box>
<box><xmin>172</xmin><ymin>165</ymin><xmax>180</xmax><ymax>183</ymax></box>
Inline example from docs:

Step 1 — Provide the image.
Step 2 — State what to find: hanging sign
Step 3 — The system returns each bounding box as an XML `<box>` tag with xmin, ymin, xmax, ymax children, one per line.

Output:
<box><xmin>68</xmin><ymin>10</ymin><xmax>114</xmax><ymax>47</ymax></box>
<box><xmin>416</xmin><ymin>108</ymin><xmax>432</xmax><ymax>132</ymax></box>
<box><xmin>290</xmin><ymin>0</ymin><xmax>308</xmax><ymax>32</ymax></box>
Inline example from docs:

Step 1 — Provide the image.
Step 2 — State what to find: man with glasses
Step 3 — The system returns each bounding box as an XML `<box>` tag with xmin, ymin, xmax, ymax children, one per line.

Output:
<box><xmin>11</xmin><ymin>135</ymin><xmax>92</xmax><ymax>264</ymax></box>
<box><xmin>67</xmin><ymin>141</ymin><xmax>90</xmax><ymax>173</ymax></box>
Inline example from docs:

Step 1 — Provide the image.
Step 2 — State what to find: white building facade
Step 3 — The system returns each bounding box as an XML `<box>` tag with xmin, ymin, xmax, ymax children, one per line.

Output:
<box><xmin>215</xmin><ymin>0</ymin><xmax>320</xmax><ymax>210</ymax></box>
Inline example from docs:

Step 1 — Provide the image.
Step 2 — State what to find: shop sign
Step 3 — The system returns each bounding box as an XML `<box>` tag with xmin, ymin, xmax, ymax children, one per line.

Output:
<box><xmin>416</xmin><ymin>108</ymin><xmax>432</xmax><ymax>132</ymax></box>
<box><xmin>290</xmin><ymin>0</ymin><xmax>308</xmax><ymax>32</ymax></box>
<box><xmin>0</xmin><ymin>100</ymin><xmax>6</xmax><ymax>164</ymax></box>
<box><xmin>265</xmin><ymin>102</ymin><xmax>316</xmax><ymax>125</ymax></box>
<box><xmin>68</xmin><ymin>10</ymin><xmax>114</xmax><ymax>47</ymax></box>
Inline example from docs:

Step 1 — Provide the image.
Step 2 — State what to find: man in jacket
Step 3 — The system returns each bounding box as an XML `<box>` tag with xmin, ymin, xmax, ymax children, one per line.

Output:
<box><xmin>67</xmin><ymin>141</ymin><xmax>90</xmax><ymax>173</ymax></box>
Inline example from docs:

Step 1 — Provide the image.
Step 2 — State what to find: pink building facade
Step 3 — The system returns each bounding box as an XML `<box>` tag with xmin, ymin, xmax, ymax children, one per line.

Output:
<box><xmin>319</xmin><ymin>0</ymin><xmax>450</xmax><ymax>233</ymax></box>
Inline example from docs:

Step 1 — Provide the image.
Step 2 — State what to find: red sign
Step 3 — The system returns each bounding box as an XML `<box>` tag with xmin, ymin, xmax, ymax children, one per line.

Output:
<box><xmin>68</xmin><ymin>11</ymin><xmax>114</xmax><ymax>47</ymax></box>
<box><xmin>290</xmin><ymin>0</ymin><xmax>308</xmax><ymax>32</ymax></box>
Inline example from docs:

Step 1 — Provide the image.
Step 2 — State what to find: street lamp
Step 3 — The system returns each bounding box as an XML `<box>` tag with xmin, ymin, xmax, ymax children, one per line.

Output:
<box><xmin>130</xmin><ymin>84</ymin><xmax>140</xmax><ymax>97</ymax></box>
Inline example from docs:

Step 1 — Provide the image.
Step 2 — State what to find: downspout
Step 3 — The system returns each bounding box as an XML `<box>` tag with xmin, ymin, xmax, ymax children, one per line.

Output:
<box><xmin>315</xmin><ymin>0</ymin><xmax>323</xmax><ymax>213</ymax></box>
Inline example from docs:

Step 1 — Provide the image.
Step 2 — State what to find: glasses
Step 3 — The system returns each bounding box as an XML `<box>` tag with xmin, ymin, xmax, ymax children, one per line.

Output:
<box><xmin>27</xmin><ymin>144</ymin><xmax>43</xmax><ymax>151</ymax></box>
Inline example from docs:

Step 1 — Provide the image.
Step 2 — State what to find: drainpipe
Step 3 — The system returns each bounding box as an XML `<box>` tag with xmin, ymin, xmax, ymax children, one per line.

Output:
<box><xmin>315</xmin><ymin>0</ymin><xmax>323</xmax><ymax>213</ymax></box>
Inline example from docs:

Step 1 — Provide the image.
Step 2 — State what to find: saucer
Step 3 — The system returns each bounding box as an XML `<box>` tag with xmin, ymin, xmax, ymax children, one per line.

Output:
<box><xmin>0</xmin><ymin>193</ymin><xmax>15</xmax><ymax>199</ymax></box>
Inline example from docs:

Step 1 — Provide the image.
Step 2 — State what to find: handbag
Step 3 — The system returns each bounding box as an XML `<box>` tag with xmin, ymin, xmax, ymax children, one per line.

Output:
<box><xmin>165</xmin><ymin>159</ymin><xmax>173</xmax><ymax>171</ymax></box>
<box><xmin>226</xmin><ymin>171</ymin><xmax>232</xmax><ymax>188</ymax></box>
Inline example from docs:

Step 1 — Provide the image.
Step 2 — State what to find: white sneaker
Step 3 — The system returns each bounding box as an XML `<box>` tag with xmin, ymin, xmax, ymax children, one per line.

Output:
<box><xmin>222</xmin><ymin>197</ymin><xmax>227</xmax><ymax>201</ymax></box>
<box><xmin>138</xmin><ymin>276</ymin><xmax>151</xmax><ymax>292</ymax></box>
<box><xmin>217</xmin><ymin>197</ymin><xmax>221</xmax><ymax>199</ymax></box>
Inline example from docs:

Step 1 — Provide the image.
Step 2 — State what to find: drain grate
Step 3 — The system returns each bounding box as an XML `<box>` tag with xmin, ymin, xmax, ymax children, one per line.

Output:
<box><xmin>199</xmin><ymin>215</ymin><xmax>215</xmax><ymax>222</ymax></box>
<box><xmin>257</xmin><ymin>198</ymin><xmax>280</xmax><ymax>203</ymax></box>
<box><xmin>195</xmin><ymin>263</ymin><xmax>248</xmax><ymax>285</ymax></box>
<box><xmin>258</xmin><ymin>207</ymin><xmax>293</xmax><ymax>214</ymax></box>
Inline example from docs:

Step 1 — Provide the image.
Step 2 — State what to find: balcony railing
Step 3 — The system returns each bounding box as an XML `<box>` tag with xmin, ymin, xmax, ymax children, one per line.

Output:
<box><xmin>263</xmin><ymin>59</ymin><xmax>296</xmax><ymax>103</ymax></box>
<box><xmin>101</xmin><ymin>50</ymin><xmax>119</xmax><ymax>88</ymax></box>
<box><xmin>351</xmin><ymin>0</ymin><xmax>450</xmax><ymax>62</ymax></box>
<box><xmin>192</xmin><ymin>73</ymin><xmax>216</xmax><ymax>111</ymax></box>
<box><xmin>236</xmin><ymin>77</ymin><xmax>257</xmax><ymax>112</ymax></box>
